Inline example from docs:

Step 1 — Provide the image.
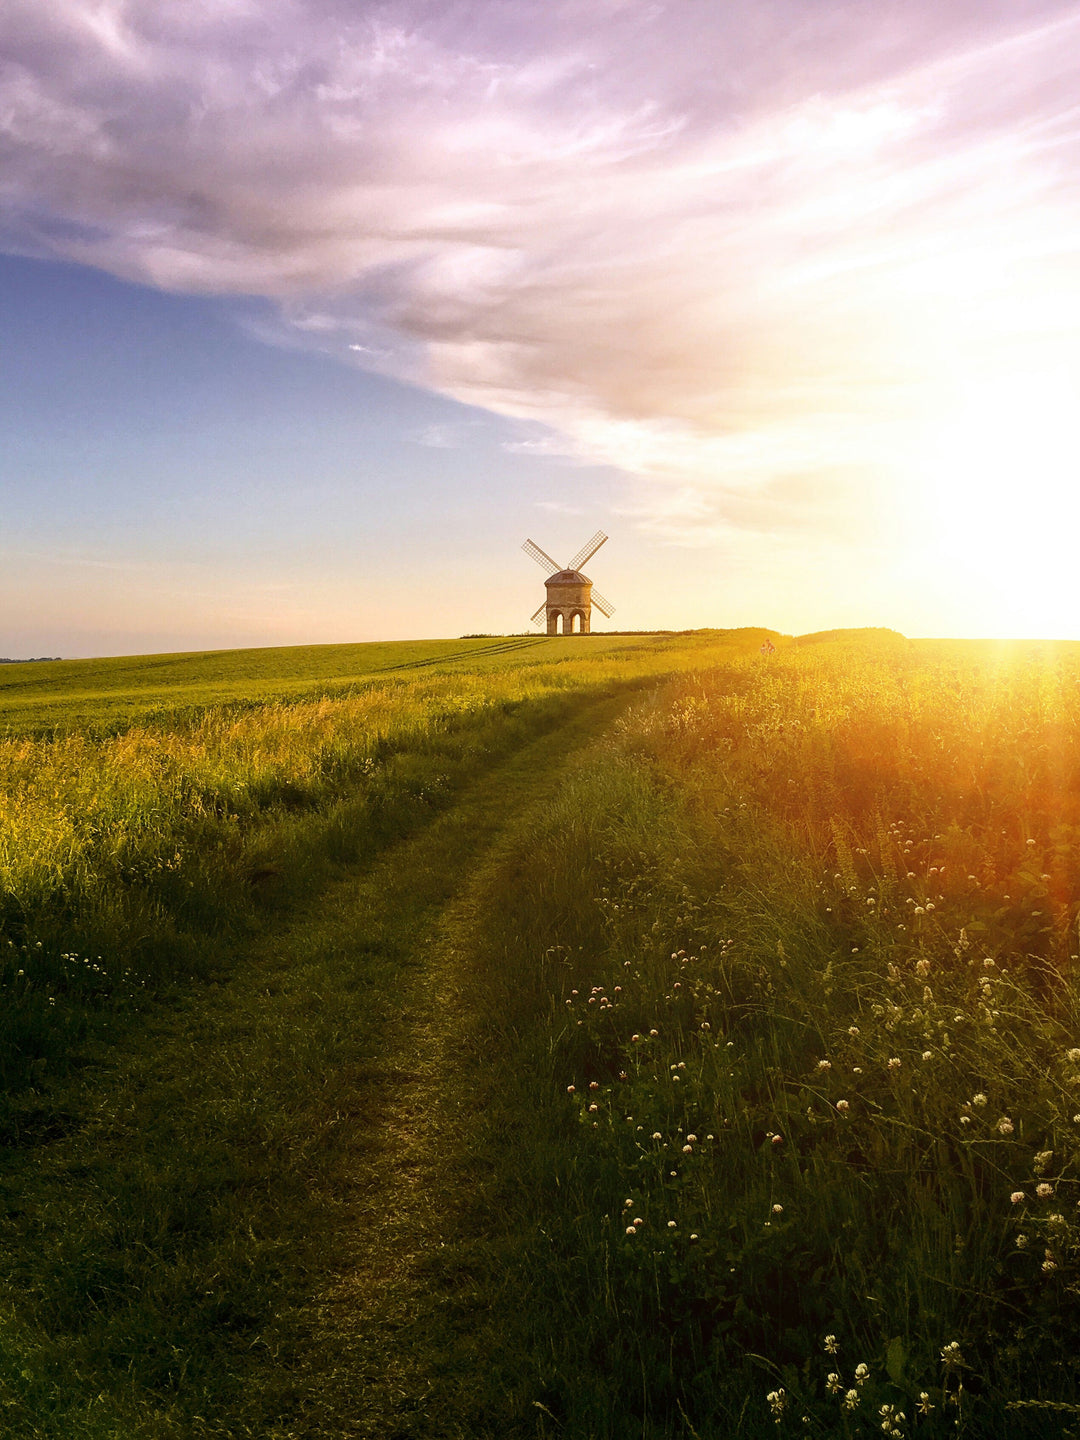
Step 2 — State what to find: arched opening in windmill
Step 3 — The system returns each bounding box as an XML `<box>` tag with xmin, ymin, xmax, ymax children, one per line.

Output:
<box><xmin>570</xmin><ymin>610</ymin><xmax>585</xmax><ymax>633</ymax></box>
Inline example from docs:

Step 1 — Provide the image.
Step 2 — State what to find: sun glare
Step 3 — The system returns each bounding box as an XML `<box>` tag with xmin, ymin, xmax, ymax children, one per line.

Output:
<box><xmin>902</xmin><ymin>371</ymin><xmax>1080</xmax><ymax>637</ymax></box>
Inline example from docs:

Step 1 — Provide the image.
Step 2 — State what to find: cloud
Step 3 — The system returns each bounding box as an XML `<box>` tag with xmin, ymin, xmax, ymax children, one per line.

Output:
<box><xmin>3</xmin><ymin>0</ymin><xmax>1080</xmax><ymax>541</ymax></box>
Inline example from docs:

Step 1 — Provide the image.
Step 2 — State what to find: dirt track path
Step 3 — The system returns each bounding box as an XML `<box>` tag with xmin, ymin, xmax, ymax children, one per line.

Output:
<box><xmin>255</xmin><ymin>685</ymin><xmax>633</xmax><ymax>1438</ymax></box>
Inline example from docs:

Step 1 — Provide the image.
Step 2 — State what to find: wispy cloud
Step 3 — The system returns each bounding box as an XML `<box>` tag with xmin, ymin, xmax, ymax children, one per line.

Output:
<box><xmin>3</xmin><ymin>0</ymin><xmax>1080</xmax><ymax>541</ymax></box>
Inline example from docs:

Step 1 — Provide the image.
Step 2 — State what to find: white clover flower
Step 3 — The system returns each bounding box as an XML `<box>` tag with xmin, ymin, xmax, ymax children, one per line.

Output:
<box><xmin>887</xmin><ymin>1057</ymin><xmax>901</xmax><ymax>1070</ymax></box>
<box><xmin>836</xmin><ymin>1099</ymin><xmax>850</xmax><ymax>1113</ymax></box>
<box><xmin>848</xmin><ymin>1026</ymin><xmax>860</xmax><ymax>1036</ymax></box>
<box><xmin>772</xmin><ymin>1203</ymin><xmax>783</xmax><ymax>1214</ymax></box>
<box><xmin>916</xmin><ymin>958</ymin><xmax>931</xmax><ymax>977</ymax></box>
<box><xmin>826</xmin><ymin>1372</ymin><xmax>841</xmax><ymax>1394</ymax></box>
<box><xmin>844</xmin><ymin>1389</ymin><xmax>860</xmax><ymax>1411</ymax></box>
<box><xmin>686</xmin><ymin>1134</ymin><xmax>697</xmax><ymax>1142</ymax></box>
<box><xmin>855</xmin><ymin>1363</ymin><xmax>869</xmax><ymax>1384</ymax></box>
<box><xmin>1011</xmin><ymin>1190</ymin><xmax>1026</xmax><ymax>1204</ymax></box>
<box><xmin>824</xmin><ymin>1334</ymin><xmax>839</xmax><ymax>1354</ymax></box>
<box><xmin>1068</xmin><ymin>1048</ymin><xmax>1080</xmax><ymax>1063</ymax></box>
<box><xmin>817</xmin><ymin>1059</ymin><xmax>833</xmax><ymax>1071</ymax></box>
<box><xmin>766</xmin><ymin>1388</ymin><xmax>786</xmax><ymax>1420</ymax></box>
<box><xmin>972</xmin><ymin>1093</ymin><xmax>987</xmax><ymax>1107</ymax></box>
<box><xmin>1016</xmin><ymin>1233</ymin><xmax>1029</xmax><ymax>1249</ymax></box>
<box><xmin>652</xmin><ymin>1132</ymin><xmax>662</xmax><ymax>1141</ymax></box>
<box><xmin>940</xmin><ymin>1341</ymin><xmax>962</xmax><ymax>1369</ymax></box>
<box><xmin>1037</xmin><ymin>1182</ymin><xmax>1054</xmax><ymax>1198</ymax></box>
<box><xmin>998</xmin><ymin>1118</ymin><xmax>1015</xmax><ymax>1135</ymax></box>
<box><xmin>667</xmin><ymin>1220</ymin><xmax>677</xmax><ymax>1229</ymax></box>
<box><xmin>922</xmin><ymin>1050</ymin><xmax>933</xmax><ymax>1061</ymax></box>
<box><xmin>625</xmin><ymin>1225</ymin><xmax>637</xmax><ymax>1235</ymax></box>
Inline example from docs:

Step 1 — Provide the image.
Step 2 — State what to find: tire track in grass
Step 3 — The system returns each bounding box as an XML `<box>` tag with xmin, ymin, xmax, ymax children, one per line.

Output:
<box><xmin>277</xmin><ymin>686</ymin><xmax>636</xmax><ymax>1439</ymax></box>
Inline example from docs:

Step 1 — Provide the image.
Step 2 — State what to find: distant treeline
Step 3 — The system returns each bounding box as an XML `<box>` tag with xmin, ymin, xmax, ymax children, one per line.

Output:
<box><xmin>0</xmin><ymin>657</ymin><xmax>61</xmax><ymax>664</ymax></box>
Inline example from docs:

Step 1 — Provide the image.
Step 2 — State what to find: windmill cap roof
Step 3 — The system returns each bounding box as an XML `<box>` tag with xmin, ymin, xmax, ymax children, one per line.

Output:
<box><xmin>546</xmin><ymin>569</ymin><xmax>591</xmax><ymax>584</ymax></box>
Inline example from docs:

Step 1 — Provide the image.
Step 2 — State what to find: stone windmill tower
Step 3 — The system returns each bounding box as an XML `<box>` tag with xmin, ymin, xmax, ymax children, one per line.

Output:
<box><xmin>521</xmin><ymin>530</ymin><xmax>615</xmax><ymax>634</ymax></box>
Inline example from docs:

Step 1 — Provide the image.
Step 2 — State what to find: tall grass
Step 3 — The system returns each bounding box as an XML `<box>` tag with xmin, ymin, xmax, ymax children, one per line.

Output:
<box><xmin>472</xmin><ymin>636</ymin><xmax>1080</xmax><ymax>1435</ymax></box>
<box><xmin>0</xmin><ymin>633</ymin><xmax>768</xmax><ymax>1093</ymax></box>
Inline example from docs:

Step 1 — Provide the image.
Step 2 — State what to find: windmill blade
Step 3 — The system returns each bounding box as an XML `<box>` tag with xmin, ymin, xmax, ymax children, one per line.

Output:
<box><xmin>568</xmin><ymin>530</ymin><xmax>608</xmax><ymax>573</ymax></box>
<box><xmin>522</xmin><ymin>538</ymin><xmax>561</xmax><ymax>574</ymax></box>
<box><xmin>591</xmin><ymin>589</ymin><xmax>615</xmax><ymax>618</ymax></box>
<box><xmin>529</xmin><ymin>602</ymin><xmax>547</xmax><ymax>627</ymax></box>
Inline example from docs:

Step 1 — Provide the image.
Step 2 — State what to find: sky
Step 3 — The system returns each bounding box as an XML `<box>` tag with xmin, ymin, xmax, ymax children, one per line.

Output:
<box><xmin>4</xmin><ymin>0</ymin><xmax>1080</xmax><ymax>654</ymax></box>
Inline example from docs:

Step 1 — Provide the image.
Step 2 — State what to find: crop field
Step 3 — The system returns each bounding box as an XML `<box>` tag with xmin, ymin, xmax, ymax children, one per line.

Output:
<box><xmin>3</xmin><ymin>629</ymin><xmax>1080</xmax><ymax>1438</ymax></box>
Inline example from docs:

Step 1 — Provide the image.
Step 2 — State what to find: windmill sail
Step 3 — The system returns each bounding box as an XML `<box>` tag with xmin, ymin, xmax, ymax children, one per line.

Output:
<box><xmin>591</xmin><ymin>589</ymin><xmax>616</xmax><ymax>618</ymax></box>
<box><xmin>522</xmin><ymin>538</ymin><xmax>561</xmax><ymax>574</ymax></box>
<box><xmin>568</xmin><ymin>530</ymin><xmax>607</xmax><ymax>573</ymax></box>
<box><xmin>529</xmin><ymin>602</ymin><xmax>547</xmax><ymax>627</ymax></box>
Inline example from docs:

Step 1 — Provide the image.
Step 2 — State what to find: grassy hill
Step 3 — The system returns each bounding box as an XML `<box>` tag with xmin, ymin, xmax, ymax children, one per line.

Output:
<box><xmin>2</xmin><ymin>628</ymin><xmax>1079</xmax><ymax>1437</ymax></box>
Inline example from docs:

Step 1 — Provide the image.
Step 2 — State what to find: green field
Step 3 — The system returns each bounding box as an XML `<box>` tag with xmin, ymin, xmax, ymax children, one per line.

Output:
<box><xmin>3</xmin><ymin>629</ymin><xmax>1080</xmax><ymax>1437</ymax></box>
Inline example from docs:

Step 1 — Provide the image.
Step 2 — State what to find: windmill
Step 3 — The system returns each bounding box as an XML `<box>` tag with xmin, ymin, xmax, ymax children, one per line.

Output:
<box><xmin>521</xmin><ymin>530</ymin><xmax>615</xmax><ymax>635</ymax></box>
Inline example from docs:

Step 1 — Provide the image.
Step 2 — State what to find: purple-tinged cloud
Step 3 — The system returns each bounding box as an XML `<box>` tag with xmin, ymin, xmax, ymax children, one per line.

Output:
<box><xmin>4</xmin><ymin>0</ymin><xmax>1080</xmax><ymax>539</ymax></box>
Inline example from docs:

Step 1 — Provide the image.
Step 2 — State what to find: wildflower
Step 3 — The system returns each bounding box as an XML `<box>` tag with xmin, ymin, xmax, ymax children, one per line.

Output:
<box><xmin>844</xmin><ymin>1389</ymin><xmax>860</xmax><ymax>1411</ymax></box>
<box><xmin>998</xmin><ymin>1118</ymin><xmax>1014</xmax><ymax>1135</ymax></box>
<box><xmin>686</xmin><ymin>1133</ymin><xmax>697</xmax><ymax>1142</ymax></box>
<box><xmin>855</xmin><ymin>1363</ymin><xmax>869</xmax><ymax>1385</ymax></box>
<box><xmin>1068</xmin><ymin>1049</ymin><xmax>1080</xmax><ymax>1063</ymax></box>
<box><xmin>649</xmin><ymin>1028</ymin><xmax>659</xmax><ymax>1036</ymax></box>
<box><xmin>960</xmin><ymin>1116</ymin><xmax>971</xmax><ymax>1126</ymax></box>
<box><xmin>826</xmin><ymin>1372</ymin><xmax>842</xmax><ymax>1394</ymax></box>
<box><xmin>589</xmin><ymin>1081</ymin><xmax>599</xmax><ymax>1091</ymax></box>
<box><xmin>1010</xmin><ymin>1191</ymin><xmax>1026</xmax><ymax>1204</ymax></box>
<box><xmin>772</xmin><ymin>1203</ymin><xmax>783</xmax><ymax>1214</ymax></box>
<box><xmin>836</xmin><ymin>1099</ymin><xmax>850</xmax><ymax>1113</ymax></box>
<box><xmin>652</xmin><ymin>1132</ymin><xmax>662</xmax><ymax>1140</ymax></box>
<box><xmin>631</xmin><ymin>1034</ymin><xmax>641</xmax><ymax>1043</ymax></box>
<box><xmin>1037</xmin><ymin>1182</ymin><xmax>1054</xmax><ymax>1198</ymax></box>
<box><xmin>1016</xmin><ymin>1234</ymin><xmax>1029</xmax><ymax>1248</ymax></box>
<box><xmin>972</xmin><ymin>1093</ymin><xmax>987</xmax><ymax>1107</ymax></box>
<box><xmin>689</xmin><ymin>1233</ymin><xmax>699</xmax><ymax>1242</ymax></box>
<box><xmin>848</xmin><ymin>1026</ymin><xmax>860</xmax><ymax>1036</ymax></box>
<box><xmin>633</xmin><ymin>1217</ymin><xmax>643</xmax><ymax>1227</ymax></box>
<box><xmin>1027</xmin><ymin>838</ymin><xmax>1036</xmax><ymax>846</ymax></box>
<box><xmin>887</xmin><ymin>1057</ymin><xmax>901</xmax><ymax>1070</ymax></box>
<box><xmin>566</xmin><ymin>1086</ymin><xmax>576</xmax><ymax>1094</ymax></box>
<box><xmin>1042</xmin><ymin>1254</ymin><xmax>1057</xmax><ymax>1273</ymax></box>
<box><xmin>771</xmin><ymin>1133</ymin><xmax>784</xmax><ymax>1146</ymax></box>
<box><xmin>588</xmin><ymin>1103</ymin><xmax>598</xmax><ymax>1112</ymax></box>
<box><xmin>1034</xmin><ymin>1150</ymin><xmax>1053</xmax><ymax>1174</ymax></box>
<box><xmin>682</xmin><ymin>1144</ymin><xmax>693</xmax><ymax>1153</ymax></box>
<box><xmin>766</xmin><ymin>1388</ymin><xmax>786</xmax><ymax>1421</ymax></box>
<box><xmin>879</xmin><ymin>1403</ymin><xmax>906</xmax><ymax>1437</ymax></box>
<box><xmin>917</xmin><ymin>1393</ymin><xmax>934</xmax><ymax>1415</ymax></box>
<box><xmin>667</xmin><ymin>1220</ymin><xmax>677</xmax><ymax>1228</ymax></box>
<box><xmin>922</xmin><ymin>1050</ymin><xmax>933</xmax><ymax>1061</ymax></box>
<box><xmin>916</xmin><ymin>958</ymin><xmax>931</xmax><ymax>977</ymax></box>
<box><xmin>940</xmin><ymin>1341</ymin><xmax>962</xmax><ymax>1370</ymax></box>
<box><xmin>625</xmin><ymin>1226</ymin><xmax>636</xmax><ymax>1235</ymax></box>
<box><xmin>817</xmin><ymin>1059</ymin><xmax>832</xmax><ymax>1071</ymax></box>
<box><xmin>824</xmin><ymin>1334</ymin><xmax>839</xmax><ymax>1354</ymax></box>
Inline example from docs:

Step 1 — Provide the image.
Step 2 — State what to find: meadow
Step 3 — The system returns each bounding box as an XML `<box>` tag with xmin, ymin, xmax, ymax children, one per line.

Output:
<box><xmin>3</xmin><ymin>629</ymin><xmax>1080</xmax><ymax>1437</ymax></box>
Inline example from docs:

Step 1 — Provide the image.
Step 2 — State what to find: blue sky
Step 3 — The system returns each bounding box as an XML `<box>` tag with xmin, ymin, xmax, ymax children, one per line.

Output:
<box><xmin>4</xmin><ymin>1</ymin><xmax>1080</xmax><ymax>653</ymax></box>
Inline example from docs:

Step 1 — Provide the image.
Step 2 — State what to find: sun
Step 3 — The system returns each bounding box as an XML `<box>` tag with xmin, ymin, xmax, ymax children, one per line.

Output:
<box><xmin>899</xmin><ymin>370</ymin><xmax>1080</xmax><ymax>637</ymax></box>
